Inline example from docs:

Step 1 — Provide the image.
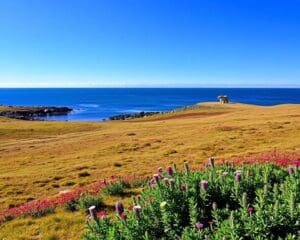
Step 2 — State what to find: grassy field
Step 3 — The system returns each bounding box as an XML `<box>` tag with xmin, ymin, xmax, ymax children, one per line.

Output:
<box><xmin>0</xmin><ymin>102</ymin><xmax>299</xmax><ymax>239</ymax></box>
<box><xmin>0</xmin><ymin>187</ymin><xmax>140</xmax><ymax>240</ymax></box>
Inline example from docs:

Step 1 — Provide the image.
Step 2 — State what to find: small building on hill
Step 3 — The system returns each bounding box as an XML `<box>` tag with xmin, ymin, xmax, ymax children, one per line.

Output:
<box><xmin>218</xmin><ymin>95</ymin><xmax>229</xmax><ymax>104</ymax></box>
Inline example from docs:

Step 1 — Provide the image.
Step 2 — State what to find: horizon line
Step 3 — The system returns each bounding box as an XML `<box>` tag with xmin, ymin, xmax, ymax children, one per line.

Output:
<box><xmin>0</xmin><ymin>86</ymin><xmax>299</xmax><ymax>89</ymax></box>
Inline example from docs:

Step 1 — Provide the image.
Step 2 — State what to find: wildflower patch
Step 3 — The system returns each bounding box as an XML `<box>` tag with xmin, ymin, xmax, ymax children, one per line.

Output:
<box><xmin>84</xmin><ymin>161</ymin><xmax>300</xmax><ymax>239</ymax></box>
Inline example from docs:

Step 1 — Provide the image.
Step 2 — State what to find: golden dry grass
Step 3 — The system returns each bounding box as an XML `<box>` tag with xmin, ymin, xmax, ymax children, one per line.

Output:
<box><xmin>0</xmin><ymin>188</ymin><xmax>140</xmax><ymax>240</ymax></box>
<box><xmin>0</xmin><ymin>102</ymin><xmax>299</xmax><ymax>239</ymax></box>
<box><xmin>0</xmin><ymin>103</ymin><xmax>299</xmax><ymax>210</ymax></box>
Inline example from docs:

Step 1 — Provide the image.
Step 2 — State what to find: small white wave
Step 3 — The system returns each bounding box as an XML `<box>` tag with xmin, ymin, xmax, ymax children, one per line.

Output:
<box><xmin>118</xmin><ymin>109</ymin><xmax>143</xmax><ymax>113</ymax></box>
<box><xmin>78</xmin><ymin>104</ymin><xmax>99</xmax><ymax>108</ymax></box>
<box><xmin>70</xmin><ymin>108</ymin><xmax>86</xmax><ymax>114</ymax></box>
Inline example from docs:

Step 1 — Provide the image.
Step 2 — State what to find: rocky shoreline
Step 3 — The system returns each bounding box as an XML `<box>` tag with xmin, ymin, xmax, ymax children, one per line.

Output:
<box><xmin>0</xmin><ymin>105</ymin><xmax>161</xmax><ymax>121</ymax></box>
<box><xmin>0</xmin><ymin>105</ymin><xmax>195</xmax><ymax>121</ymax></box>
<box><xmin>109</xmin><ymin>111</ymin><xmax>161</xmax><ymax>120</ymax></box>
<box><xmin>108</xmin><ymin>105</ymin><xmax>199</xmax><ymax>121</ymax></box>
<box><xmin>0</xmin><ymin>106</ymin><xmax>73</xmax><ymax>120</ymax></box>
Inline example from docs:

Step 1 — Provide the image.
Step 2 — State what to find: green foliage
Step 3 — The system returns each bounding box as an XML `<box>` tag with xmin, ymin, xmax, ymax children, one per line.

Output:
<box><xmin>64</xmin><ymin>194</ymin><xmax>104</xmax><ymax>213</ymax></box>
<box><xmin>130</xmin><ymin>179</ymin><xmax>147</xmax><ymax>188</ymax></box>
<box><xmin>102</xmin><ymin>181</ymin><xmax>126</xmax><ymax>196</ymax></box>
<box><xmin>78</xmin><ymin>194</ymin><xmax>104</xmax><ymax>212</ymax></box>
<box><xmin>64</xmin><ymin>199</ymin><xmax>79</xmax><ymax>212</ymax></box>
<box><xmin>83</xmin><ymin>163</ymin><xmax>300</xmax><ymax>239</ymax></box>
<box><xmin>29</xmin><ymin>206</ymin><xmax>55</xmax><ymax>218</ymax></box>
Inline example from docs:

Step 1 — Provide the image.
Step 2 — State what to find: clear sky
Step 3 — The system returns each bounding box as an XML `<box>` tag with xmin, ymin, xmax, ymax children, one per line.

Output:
<box><xmin>0</xmin><ymin>0</ymin><xmax>299</xmax><ymax>88</ymax></box>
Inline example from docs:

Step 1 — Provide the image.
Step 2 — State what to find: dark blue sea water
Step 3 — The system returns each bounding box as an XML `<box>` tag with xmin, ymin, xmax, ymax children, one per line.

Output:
<box><xmin>0</xmin><ymin>88</ymin><xmax>299</xmax><ymax>121</ymax></box>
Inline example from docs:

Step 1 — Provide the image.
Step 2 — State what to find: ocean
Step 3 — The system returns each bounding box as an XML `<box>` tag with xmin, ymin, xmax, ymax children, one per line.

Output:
<box><xmin>0</xmin><ymin>88</ymin><xmax>299</xmax><ymax>121</ymax></box>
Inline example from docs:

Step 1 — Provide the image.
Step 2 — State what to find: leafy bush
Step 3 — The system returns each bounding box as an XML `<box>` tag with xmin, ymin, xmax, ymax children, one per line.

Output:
<box><xmin>78</xmin><ymin>194</ymin><xmax>104</xmax><ymax>212</ymax></box>
<box><xmin>130</xmin><ymin>179</ymin><xmax>147</xmax><ymax>188</ymax></box>
<box><xmin>29</xmin><ymin>205</ymin><xmax>55</xmax><ymax>218</ymax></box>
<box><xmin>102</xmin><ymin>181</ymin><xmax>126</xmax><ymax>196</ymax></box>
<box><xmin>83</xmin><ymin>162</ymin><xmax>300</xmax><ymax>240</ymax></box>
<box><xmin>64</xmin><ymin>199</ymin><xmax>79</xmax><ymax>212</ymax></box>
<box><xmin>64</xmin><ymin>194</ymin><xmax>104</xmax><ymax>212</ymax></box>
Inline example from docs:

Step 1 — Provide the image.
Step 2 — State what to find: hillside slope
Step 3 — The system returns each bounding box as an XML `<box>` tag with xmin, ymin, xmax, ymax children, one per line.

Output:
<box><xmin>0</xmin><ymin>103</ymin><xmax>299</xmax><ymax>211</ymax></box>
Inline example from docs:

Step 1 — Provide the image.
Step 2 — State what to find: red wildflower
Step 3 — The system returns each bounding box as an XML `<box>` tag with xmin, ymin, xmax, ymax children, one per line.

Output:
<box><xmin>120</xmin><ymin>213</ymin><xmax>127</xmax><ymax>220</ymax></box>
<box><xmin>128</xmin><ymin>205</ymin><xmax>134</xmax><ymax>211</ymax></box>
<box><xmin>248</xmin><ymin>207</ymin><xmax>254</xmax><ymax>213</ymax></box>
<box><xmin>96</xmin><ymin>210</ymin><xmax>106</xmax><ymax>219</ymax></box>
<box><xmin>148</xmin><ymin>197</ymin><xmax>154</xmax><ymax>203</ymax></box>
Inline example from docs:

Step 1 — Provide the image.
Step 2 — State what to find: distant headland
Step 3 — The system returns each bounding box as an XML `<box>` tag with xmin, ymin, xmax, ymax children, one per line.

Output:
<box><xmin>0</xmin><ymin>105</ymin><xmax>72</xmax><ymax>120</ymax></box>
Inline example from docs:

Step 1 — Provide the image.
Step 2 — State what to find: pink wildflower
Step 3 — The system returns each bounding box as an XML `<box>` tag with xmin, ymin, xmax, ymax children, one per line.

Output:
<box><xmin>166</xmin><ymin>166</ymin><xmax>173</xmax><ymax>176</ymax></box>
<box><xmin>195</xmin><ymin>222</ymin><xmax>204</xmax><ymax>230</ymax></box>
<box><xmin>201</xmin><ymin>180</ymin><xmax>208</xmax><ymax>191</ymax></box>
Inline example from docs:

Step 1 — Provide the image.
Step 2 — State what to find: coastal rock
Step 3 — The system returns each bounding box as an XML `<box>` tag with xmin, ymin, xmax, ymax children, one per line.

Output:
<box><xmin>0</xmin><ymin>106</ymin><xmax>72</xmax><ymax>120</ymax></box>
<box><xmin>109</xmin><ymin>111</ymin><xmax>160</xmax><ymax>120</ymax></box>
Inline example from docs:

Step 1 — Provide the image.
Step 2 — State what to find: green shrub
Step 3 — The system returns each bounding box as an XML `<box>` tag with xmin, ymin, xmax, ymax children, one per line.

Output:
<box><xmin>78</xmin><ymin>194</ymin><xmax>104</xmax><ymax>212</ymax></box>
<box><xmin>83</xmin><ymin>162</ymin><xmax>300</xmax><ymax>240</ymax></box>
<box><xmin>130</xmin><ymin>179</ymin><xmax>147</xmax><ymax>188</ymax></box>
<box><xmin>102</xmin><ymin>181</ymin><xmax>126</xmax><ymax>196</ymax></box>
<box><xmin>64</xmin><ymin>199</ymin><xmax>79</xmax><ymax>212</ymax></box>
<box><xmin>29</xmin><ymin>206</ymin><xmax>55</xmax><ymax>218</ymax></box>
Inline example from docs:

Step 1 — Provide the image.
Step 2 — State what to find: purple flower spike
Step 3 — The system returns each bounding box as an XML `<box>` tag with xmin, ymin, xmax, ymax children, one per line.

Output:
<box><xmin>158</xmin><ymin>167</ymin><xmax>163</xmax><ymax>173</ymax></box>
<box><xmin>195</xmin><ymin>222</ymin><xmax>204</xmax><ymax>230</ymax></box>
<box><xmin>133</xmin><ymin>205</ymin><xmax>142</xmax><ymax>217</ymax></box>
<box><xmin>163</xmin><ymin>178</ymin><xmax>169</xmax><ymax>185</ymax></box>
<box><xmin>153</xmin><ymin>174</ymin><xmax>160</xmax><ymax>183</ymax></box>
<box><xmin>235</xmin><ymin>172</ymin><xmax>242</xmax><ymax>182</ymax></box>
<box><xmin>169</xmin><ymin>179</ymin><xmax>175</xmax><ymax>189</ymax></box>
<box><xmin>180</xmin><ymin>184</ymin><xmax>186</xmax><ymax>191</ymax></box>
<box><xmin>166</xmin><ymin>166</ymin><xmax>173</xmax><ymax>176</ymax></box>
<box><xmin>115</xmin><ymin>202</ymin><xmax>124</xmax><ymax>215</ymax></box>
<box><xmin>288</xmin><ymin>166</ymin><xmax>295</xmax><ymax>175</ymax></box>
<box><xmin>201</xmin><ymin>180</ymin><xmax>208</xmax><ymax>191</ymax></box>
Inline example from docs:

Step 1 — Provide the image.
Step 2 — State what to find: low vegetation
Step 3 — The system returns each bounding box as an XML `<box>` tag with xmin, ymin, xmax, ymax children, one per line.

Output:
<box><xmin>0</xmin><ymin>103</ymin><xmax>299</xmax><ymax>239</ymax></box>
<box><xmin>102</xmin><ymin>181</ymin><xmax>127</xmax><ymax>196</ymax></box>
<box><xmin>83</xmin><ymin>161</ymin><xmax>300</xmax><ymax>239</ymax></box>
<box><xmin>0</xmin><ymin>152</ymin><xmax>299</xmax><ymax>239</ymax></box>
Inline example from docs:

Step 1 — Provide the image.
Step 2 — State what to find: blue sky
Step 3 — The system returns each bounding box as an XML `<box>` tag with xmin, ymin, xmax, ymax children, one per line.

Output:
<box><xmin>0</xmin><ymin>0</ymin><xmax>299</xmax><ymax>88</ymax></box>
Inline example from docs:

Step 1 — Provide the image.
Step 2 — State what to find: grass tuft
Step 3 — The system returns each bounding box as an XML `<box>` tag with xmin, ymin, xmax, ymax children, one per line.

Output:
<box><xmin>78</xmin><ymin>171</ymin><xmax>90</xmax><ymax>177</ymax></box>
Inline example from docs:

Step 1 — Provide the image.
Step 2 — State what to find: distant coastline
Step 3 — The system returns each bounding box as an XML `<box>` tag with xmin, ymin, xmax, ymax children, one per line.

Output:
<box><xmin>0</xmin><ymin>105</ymin><xmax>72</xmax><ymax>121</ymax></box>
<box><xmin>0</xmin><ymin>88</ymin><xmax>299</xmax><ymax>121</ymax></box>
<box><xmin>0</xmin><ymin>105</ymin><xmax>177</xmax><ymax>121</ymax></box>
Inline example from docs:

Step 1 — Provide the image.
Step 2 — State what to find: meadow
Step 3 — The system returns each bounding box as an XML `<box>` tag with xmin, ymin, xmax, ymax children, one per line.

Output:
<box><xmin>84</xmin><ymin>161</ymin><xmax>300</xmax><ymax>239</ymax></box>
<box><xmin>0</xmin><ymin>102</ymin><xmax>299</xmax><ymax>239</ymax></box>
